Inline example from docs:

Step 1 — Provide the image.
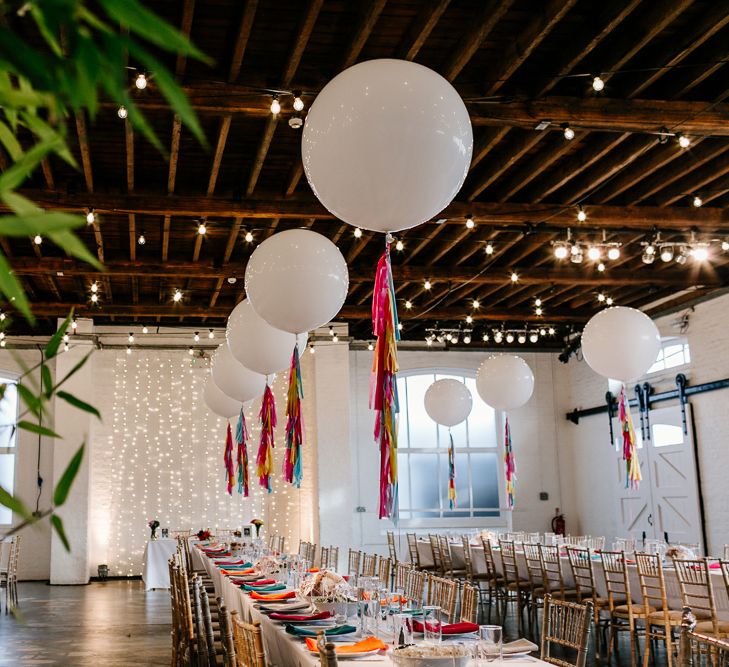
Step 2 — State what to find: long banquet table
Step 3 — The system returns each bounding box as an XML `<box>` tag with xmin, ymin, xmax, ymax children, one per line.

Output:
<box><xmin>415</xmin><ymin>539</ymin><xmax>729</xmax><ymax>618</ymax></box>
<box><xmin>193</xmin><ymin>545</ymin><xmax>549</xmax><ymax>666</ymax></box>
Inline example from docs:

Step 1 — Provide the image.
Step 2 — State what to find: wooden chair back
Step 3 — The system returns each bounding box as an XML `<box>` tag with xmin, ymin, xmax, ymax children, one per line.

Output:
<box><xmin>429</xmin><ymin>534</ymin><xmax>443</xmax><ymax>573</ymax></box>
<box><xmin>426</xmin><ymin>574</ymin><xmax>458</xmax><ymax>622</ymax></box>
<box><xmin>320</xmin><ymin>546</ymin><xmax>330</xmax><ymax>568</ymax></box>
<box><xmin>600</xmin><ymin>551</ymin><xmax>635</xmax><ymax>613</ymax></box>
<box><xmin>460</xmin><ymin>582</ymin><xmax>479</xmax><ymax>623</ymax></box>
<box><xmin>540</xmin><ymin>595</ymin><xmax>593</xmax><ymax>667</ymax></box>
<box><xmin>481</xmin><ymin>536</ymin><xmax>499</xmax><ymax>582</ymax></box>
<box><xmin>678</xmin><ymin>606</ymin><xmax>729</xmax><ymax>666</ymax></box>
<box><xmin>406</xmin><ymin>533</ymin><xmax>420</xmax><ymax>567</ymax></box>
<box><xmin>438</xmin><ymin>535</ymin><xmax>455</xmax><ymax>576</ymax></box>
<box><xmin>394</xmin><ymin>562</ymin><xmax>411</xmax><ymax>591</ymax></box>
<box><xmin>636</xmin><ymin>552</ymin><xmax>671</xmax><ymax>616</ymax></box>
<box><xmin>566</xmin><ymin>546</ymin><xmax>598</xmax><ymax>603</ymax></box>
<box><xmin>672</xmin><ymin>557</ymin><xmax>718</xmax><ymax>632</ymax></box>
<box><xmin>523</xmin><ymin>543</ymin><xmax>544</xmax><ymax>590</ymax></box>
<box><xmin>198</xmin><ymin>579</ymin><xmax>218</xmax><ymax>667</ymax></box>
<box><xmin>298</xmin><ymin>540</ymin><xmax>309</xmax><ymax>558</ymax></box>
<box><xmin>216</xmin><ymin>597</ymin><xmax>237</xmax><ymax>667</ymax></box>
<box><xmin>499</xmin><ymin>540</ymin><xmax>522</xmax><ymax>588</ymax></box>
<box><xmin>405</xmin><ymin>569</ymin><xmax>426</xmax><ymax>604</ymax></box>
<box><xmin>347</xmin><ymin>549</ymin><xmax>361</xmax><ymax>577</ymax></box>
<box><xmin>461</xmin><ymin>536</ymin><xmax>474</xmax><ymax>581</ymax></box>
<box><xmin>361</xmin><ymin>553</ymin><xmax>377</xmax><ymax>577</ymax></box>
<box><xmin>231</xmin><ymin>611</ymin><xmax>267</xmax><ymax>667</ymax></box>
<box><xmin>378</xmin><ymin>557</ymin><xmax>392</xmax><ymax>587</ymax></box>
<box><xmin>539</xmin><ymin>544</ymin><xmax>570</xmax><ymax>596</ymax></box>
<box><xmin>387</xmin><ymin>530</ymin><xmax>398</xmax><ymax>563</ymax></box>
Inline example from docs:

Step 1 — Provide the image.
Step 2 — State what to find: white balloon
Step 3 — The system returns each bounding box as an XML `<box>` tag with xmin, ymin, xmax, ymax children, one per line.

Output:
<box><xmin>476</xmin><ymin>355</ymin><xmax>535</xmax><ymax>411</ymax></box>
<box><xmin>424</xmin><ymin>378</ymin><xmax>473</xmax><ymax>427</ymax></box>
<box><xmin>226</xmin><ymin>300</ymin><xmax>308</xmax><ymax>376</ymax></box>
<box><xmin>211</xmin><ymin>342</ymin><xmax>266</xmax><ymax>403</ymax></box>
<box><xmin>581</xmin><ymin>306</ymin><xmax>661</xmax><ymax>382</ymax></box>
<box><xmin>245</xmin><ymin>229</ymin><xmax>349</xmax><ymax>333</ymax></box>
<box><xmin>203</xmin><ymin>379</ymin><xmax>240</xmax><ymax>419</ymax></box>
<box><xmin>302</xmin><ymin>59</ymin><xmax>473</xmax><ymax>233</ymax></box>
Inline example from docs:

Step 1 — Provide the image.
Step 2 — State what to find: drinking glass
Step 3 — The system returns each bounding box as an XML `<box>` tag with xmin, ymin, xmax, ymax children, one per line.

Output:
<box><xmin>478</xmin><ymin>625</ymin><xmax>503</xmax><ymax>663</ymax></box>
<box><xmin>422</xmin><ymin>606</ymin><xmax>442</xmax><ymax>645</ymax></box>
<box><xmin>358</xmin><ymin>598</ymin><xmax>379</xmax><ymax>637</ymax></box>
<box><xmin>392</xmin><ymin>613</ymin><xmax>414</xmax><ymax>647</ymax></box>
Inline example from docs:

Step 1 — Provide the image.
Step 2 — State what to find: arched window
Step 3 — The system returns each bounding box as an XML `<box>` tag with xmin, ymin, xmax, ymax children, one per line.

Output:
<box><xmin>396</xmin><ymin>369</ymin><xmax>503</xmax><ymax>526</ymax></box>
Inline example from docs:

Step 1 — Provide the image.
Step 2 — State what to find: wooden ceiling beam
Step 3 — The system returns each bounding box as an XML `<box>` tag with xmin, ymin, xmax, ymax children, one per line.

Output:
<box><xmin>340</xmin><ymin>0</ymin><xmax>387</xmax><ymax>71</ymax></box>
<box><xmin>396</xmin><ymin>0</ymin><xmax>450</xmax><ymax>61</ymax></box>
<box><xmin>656</xmin><ymin>149</ymin><xmax>729</xmax><ymax>207</ymax></box>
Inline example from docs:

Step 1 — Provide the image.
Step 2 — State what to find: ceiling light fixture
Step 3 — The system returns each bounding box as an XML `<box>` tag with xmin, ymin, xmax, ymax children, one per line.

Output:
<box><xmin>395</xmin><ymin>239</ymin><xmax>404</xmax><ymax>251</ymax></box>
<box><xmin>117</xmin><ymin>106</ymin><xmax>128</xmax><ymax>119</ymax></box>
<box><xmin>592</xmin><ymin>76</ymin><xmax>605</xmax><ymax>92</ymax></box>
<box><xmin>173</xmin><ymin>289</ymin><xmax>183</xmax><ymax>302</ymax></box>
<box><xmin>244</xmin><ymin>231</ymin><xmax>254</xmax><ymax>243</ymax></box>
<box><xmin>424</xmin><ymin>279</ymin><xmax>432</xmax><ymax>290</ymax></box>
<box><xmin>137</xmin><ymin>232</ymin><xmax>146</xmax><ymax>245</ymax></box>
<box><xmin>576</xmin><ymin>206</ymin><xmax>587</xmax><ymax>222</ymax></box>
<box><xmin>562</xmin><ymin>123</ymin><xmax>575</xmax><ymax>140</ymax></box>
<box><xmin>465</xmin><ymin>215</ymin><xmax>475</xmax><ymax>229</ymax></box>
<box><xmin>692</xmin><ymin>195</ymin><xmax>703</xmax><ymax>208</ymax></box>
<box><xmin>197</xmin><ymin>222</ymin><xmax>207</xmax><ymax>235</ymax></box>
<box><xmin>293</xmin><ymin>92</ymin><xmax>304</xmax><ymax>112</ymax></box>
<box><xmin>677</xmin><ymin>133</ymin><xmax>691</xmax><ymax>148</ymax></box>
<box><xmin>484</xmin><ymin>242</ymin><xmax>494</xmax><ymax>255</ymax></box>
<box><xmin>270</xmin><ymin>95</ymin><xmax>281</xmax><ymax>115</ymax></box>
<box><xmin>135</xmin><ymin>72</ymin><xmax>147</xmax><ymax>90</ymax></box>
<box><xmin>353</xmin><ymin>227</ymin><xmax>362</xmax><ymax>238</ymax></box>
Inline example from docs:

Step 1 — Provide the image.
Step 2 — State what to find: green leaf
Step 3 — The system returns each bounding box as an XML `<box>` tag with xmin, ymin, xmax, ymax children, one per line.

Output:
<box><xmin>46</xmin><ymin>229</ymin><xmax>103</xmax><ymax>271</ymax></box>
<box><xmin>16</xmin><ymin>384</ymin><xmax>42</xmax><ymax>418</ymax></box>
<box><xmin>0</xmin><ymin>485</ymin><xmax>33</xmax><ymax>522</ymax></box>
<box><xmin>0</xmin><ymin>212</ymin><xmax>86</xmax><ymax>236</ymax></box>
<box><xmin>0</xmin><ymin>119</ymin><xmax>23</xmax><ymax>160</ymax></box>
<box><xmin>29</xmin><ymin>4</ymin><xmax>64</xmax><ymax>58</ymax></box>
<box><xmin>56</xmin><ymin>392</ymin><xmax>100</xmax><ymax>420</ymax></box>
<box><xmin>20</xmin><ymin>112</ymin><xmax>76</xmax><ymax>167</ymax></box>
<box><xmin>50</xmin><ymin>514</ymin><xmax>70</xmax><ymax>552</ymax></box>
<box><xmin>0</xmin><ymin>252</ymin><xmax>33</xmax><ymax>323</ymax></box>
<box><xmin>41</xmin><ymin>365</ymin><xmax>52</xmax><ymax>398</ymax></box>
<box><xmin>53</xmin><ymin>444</ymin><xmax>84</xmax><ymax>507</ymax></box>
<box><xmin>17</xmin><ymin>420</ymin><xmax>61</xmax><ymax>439</ymax></box>
<box><xmin>46</xmin><ymin>311</ymin><xmax>73</xmax><ymax>359</ymax></box>
<box><xmin>0</xmin><ymin>191</ymin><xmax>41</xmax><ymax>215</ymax></box>
<box><xmin>0</xmin><ymin>135</ymin><xmax>63</xmax><ymax>193</ymax></box>
<box><xmin>53</xmin><ymin>350</ymin><xmax>92</xmax><ymax>393</ymax></box>
<box><xmin>97</xmin><ymin>0</ymin><xmax>210</xmax><ymax>62</ymax></box>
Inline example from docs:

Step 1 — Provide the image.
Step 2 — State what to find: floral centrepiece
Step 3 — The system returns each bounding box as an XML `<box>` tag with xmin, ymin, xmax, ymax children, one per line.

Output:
<box><xmin>251</xmin><ymin>518</ymin><xmax>264</xmax><ymax>537</ymax></box>
<box><xmin>148</xmin><ymin>519</ymin><xmax>160</xmax><ymax>540</ymax></box>
<box><xmin>197</xmin><ymin>529</ymin><xmax>212</xmax><ymax>541</ymax></box>
<box><xmin>298</xmin><ymin>570</ymin><xmax>354</xmax><ymax>603</ymax></box>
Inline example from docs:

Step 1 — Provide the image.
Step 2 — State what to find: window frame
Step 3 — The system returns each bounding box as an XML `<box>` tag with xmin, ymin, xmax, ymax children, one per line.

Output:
<box><xmin>645</xmin><ymin>336</ymin><xmax>691</xmax><ymax>379</ymax></box>
<box><xmin>393</xmin><ymin>367</ymin><xmax>509</xmax><ymax>530</ymax></box>
<box><xmin>0</xmin><ymin>370</ymin><xmax>19</xmax><ymax>526</ymax></box>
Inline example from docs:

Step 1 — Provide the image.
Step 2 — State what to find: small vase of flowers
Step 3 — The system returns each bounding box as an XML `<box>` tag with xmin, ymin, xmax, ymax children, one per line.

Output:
<box><xmin>251</xmin><ymin>518</ymin><xmax>264</xmax><ymax>538</ymax></box>
<box><xmin>148</xmin><ymin>519</ymin><xmax>160</xmax><ymax>540</ymax></box>
<box><xmin>196</xmin><ymin>529</ymin><xmax>212</xmax><ymax>542</ymax></box>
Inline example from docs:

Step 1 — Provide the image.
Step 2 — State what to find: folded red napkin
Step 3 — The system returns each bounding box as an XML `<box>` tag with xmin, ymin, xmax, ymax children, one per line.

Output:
<box><xmin>413</xmin><ymin>620</ymin><xmax>479</xmax><ymax>635</ymax></box>
<box><xmin>214</xmin><ymin>559</ymin><xmax>247</xmax><ymax>566</ymax></box>
<box><xmin>245</xmin><ymin>579</ymin><xmax>276</xmax><ymax>586</ymax></box>
<box><xmin>249</xmin><ymin>591</ymin><xmax>296</xmax><ymax>601</ymax></box>
<box><xmin>269</xmin><ymin>610</ymin><xmax>332</xmax><ymax>622</ymax></box>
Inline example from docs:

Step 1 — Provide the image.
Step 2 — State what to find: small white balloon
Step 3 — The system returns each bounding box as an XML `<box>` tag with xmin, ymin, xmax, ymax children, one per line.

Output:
<box><xmin>581</xmin><ymin>306</ymin><xmax>661</xmax><ymax>382</ymax></box>
<box><xmin>211</xmin><ymin>342</ymin><xmax>266</xmax><ymax>403</ymax></box>
<box><xmin>476</xmin><ymin>355</ymin><xmax>535</xmax><ymax>411</ymax></box>
<box><xmin>203</xmin><ymin>379</ymin><xmax>240</xmax><ymax>419</ymax></box>
<box><xmin>245</xmin><ymin>229</ymin><xmax>349</xmax><ymax>333</ymax></box>
<box><xmin>424</xmin><ymin>378</ymin><xmax>473</xmax><ymax>427</ymax></box>
<box><xmin>302</xmin><ymin>59</ymin><xmax>473</xmax><ymax>233</ymax></box>
<box><xmin>226</xmin><ymin>300</ymin><xmax>307</xmax><ymax>376</ymax></box>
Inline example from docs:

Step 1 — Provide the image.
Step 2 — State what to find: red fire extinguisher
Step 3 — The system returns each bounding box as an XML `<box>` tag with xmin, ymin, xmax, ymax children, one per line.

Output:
<box><xmin>551</xmin><ymin>508</ymin><xmax>566</xmax><ymax>536</ymax></box>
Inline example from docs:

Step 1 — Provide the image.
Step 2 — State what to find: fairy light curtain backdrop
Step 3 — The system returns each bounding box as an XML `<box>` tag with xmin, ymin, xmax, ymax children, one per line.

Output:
<box><xmin>88</xmin><ymin>349</ymin><xmax>318</xmax><ymax>576</ymax></box>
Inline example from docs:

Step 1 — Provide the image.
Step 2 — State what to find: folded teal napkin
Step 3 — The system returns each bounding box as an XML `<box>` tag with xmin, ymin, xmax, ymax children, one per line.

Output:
<box><xmin>242</xmin><ymin>583</ymin><xmax>287</xmax><ymax>592</ymax></box>
<box><xmin>285</xmin><ymin>624</ymin><xmax>357</xmax><ymax>638</ymax></box>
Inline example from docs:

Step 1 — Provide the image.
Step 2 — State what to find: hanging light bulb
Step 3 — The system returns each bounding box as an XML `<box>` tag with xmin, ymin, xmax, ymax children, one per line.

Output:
<box><xmin>451</xmin><ymin>334</ymin><xmax>459</xmax><ymax>345</ymax></box>
<box><xmin>510</xmin><ymin>272</ymin><xmax>519</xmax><ymax>283</ymax></box>
<box><xmin>270</xmin><ymin>95</ymin><xmax>281</xmax><ymax>114</ymax></box>
<box><xmin>529</xmin><ymin>332</ymin><xmax>539</xmax><ymax>343</ymax></box>
<box><xmin>692</xmin><ymin>244</ymin><xmax>709</xmax><ymax>261</ymax></box>
<box><xmin>570</xmin><ymin>244</ymin><xmax>584</xmax><ymax>263</ymax></box>
<box><xmin>506</xmin><ymin>332</ymin><xmax>515</xmax><ymax>343</ymax></box>
<box><xmin>405</xmin><ymin>300</ymin><xmax>413</xmax><ymax>310</ymax></box>
<box><xmin>424</xmin><ymin>279</ymin><xmax>432</xmax><ymax>290</ymax></box>
<box><xmin>135</xmin><ymin>72</ymin><xmax>147</xmax><ymax>90</ymax></box>
<box><xmin>517</xmin><ymin>333</ymin><xmax>526</xmax><ymax>344</ymax></box>
<box><xmin>0</xmin><ymin>312</ymin><xmax>5</xmax><ymax>322</ymax></box>
<box><xmin>329</xmin><ymin>326</ymin><xmax>335</xmax><ymax>337</ymax></box>
<box><xmin>472</xmin><ymin>299</ymin><xmax>480</xmax><ymax>309</ymax></box>
<box><xmin>597</xmin><ymin>293</ymin><xmax>606</xmax><ymax>303</ymax></box>
<box><xmin>642</xmin><ymin>249</ymin><xmax>655</xmax><ymax>264</ymax></box>
<box><xmin>426</xmin><ymin>336</ymin><xmax>433</xmax><ymax>347</ymax></box>
<box><xmin>333</xmin><ymin>333</ymin><xmax>340</xmax><ymax>342</ymax></box>
<box><xmin>397</xmin><ymin>323</ymin><xmax>403</xmax><ymax>332</ymax></box>
<box><xmin>539</xmin><ymin>328</ymin><xmax>546</xmax><ymax>336</ymax></box>
<box><xmin>484</xmin><ymin>242</ymin><xmax>494</xmax><ymax>255</ymax></box>
<box><xmin>137</xmin><ymin>232</ymin><xmax>146</xmax><ymax>245</ymax></box>
<box><xmin>548</xmin><ymin>327</ymin><xmax>555</xmax><ymax>335</ymax></box>
<box><xmin>482</xmin><ymin>333</ymin><xmax>489</xmax><ymax>342</ymax></box>
<box><xmin>90</xmin><ymin>293</ymin><xmax>99</xmax><ymax>303</ymax></box>
<box><xmin>208</xmin><ymin>329</ymin><xmax>215</xmax><ymax>339</ymax></box>
<box><xmin>692</xmin><ymin>195</ymin><xmax>703</xmax><ymax>207</ymax></box>
<box><xmin>535</xmin><ymin>307</ymin><xmax>543</xmax><ymax>316</ymax></box>
<box><xmin>677</xmin><ymin>133</ymin><xmax>690</xmax><ymax>148</ymax></box>
<box><xmin>128</xmin><ymin>332</ymin><xmax>134</xmax><ymax>343</ymax></box>
<box><xmin>494</xmin><ymin>331</ymin><xmax>503</xmax><ymax>343</ymax></box>
<box><xmin>607</xmin><ymin>246</ymin><xmax>621</xmax><ymax>260</ymax></box>
<box><xmin>660</xmin><ymin>245</ymin><xmax>674</xmax><ymax>262</ymax></box>
<box><xmin>126</xmin><ymin>346</ymin><xmax>132</xmax><ymax>355</ymax></box>
<box><xmin>63</xmin><ymin>333</ymin><xmax>69</xmax><ymax>343</ymax></box>
<box><xmin>466</xmin><ymin>315</ymin><xmax>473</xmax><ymax>324</ymax></box>
<box><xmin>554</xmin><ymin>243</ymin><xmax>569</xmax><ymax>260</ymax></box>
<box><xmin>197</xmin><ymin>222</ymin><xmax>207</xmax><ymax>235</ymax></box>
<box><xmin>71</xmin><ymin>318</ymin><xmax>77</xmax><ymax>330</ymax></box>
<box><xmin>722</xmin><ymin>240</ymin><xmax>729</xmax><ymax>251</ymax></box>
<box><xmin>535</xmin><ymin>298</ymin><xmax>542</xmax><ymax>307</ymax></box>
<box><xmin>367</xmin><ymin>342</ymin><xmax>374</xmax><ymax>351</ymax></box>
<box><xmin>587</xmin><ymin>246</ymin><xmax>601</xmax><ymax>261</ymax></box>
<box><xmin>309</xmin><ymin>343</ymin><xmax>315</xmax><ymax>354</ymax></box>
<box><xmin>193</xmin><ymin>331</ymin><xmax>200</xmax><ymax>342</ymax></box>
<box><xmin>606</xmin><ymin>297</ymin><xmax>614</xmax><ymax>305</ymax></box>
<box><xmin>244</xmin><ymin>231</ymin><xmax>254</xmax><ymax>243</ymax></box>
<box><xmin>562</xmin><ymin>123</ymin><xmax>575</xmax><ymax>140</ymax></box>
<box><xmin>293</xmin><ymin>93</ymin><xmax>304</xmax><ymax>112</ymax></box>
<box><xmin>395</xmin><ymin>239</ymin><xmax>404</xmax><ymax>251</ymax></box>
<box><xmin>577</xmin><ymin>206</ymin><xmax>587</xmax><ymax>222</ymax></box>
<box><xmin>188</xmin><ymin>346</ymin><xmax>194</xmax><ymax>355</ymax></box>
<box><xmin>90</xmin><ymin>281</ymin><xmax>98</xmax><ymax>293</ymax></box>
<box><xmin>465</xmin><ymin>215</ymin><xmax>475</xmax><ymax>229</ymax></box>
<box><xmin>353</xmin><ymin>227</ymin><xmax>362</xmax><ymax>238</ymax></box>
<box><xmin>33</xmin><ymin>234</ymin><xmax>42</xmax><ymax>245</ymax></box>
<box><xmin>86</xmin><ymin>209</ymin><xmax>96</xmax><ymax>224</ymax></box>
<box><xmin>445</xmin><ymin>333</ymin><xmax>453</xmax><ymax>342</ymax></box>
<box><xmin>597</xmin><ymin>262</ymin><xmax>605</xmax><ymax>272</ymax></box>
<box><xmin>142</xmin><ymin>325</ymin><xmax>149</xmax><ymax>334</ymax></box>
<box><xmin>463</xmin><ymin>334</ymin><xmax>471</xmax><ymax>344</ymax></box>
<box><xmin>173</xmin><ymin>289</ymin><xmax>183</xmax><ymax>302</ymax></box>
<box><xmin>592</xmin><ymin>76</ymin><xmax>605</xmax><ymax>92</ymax></box>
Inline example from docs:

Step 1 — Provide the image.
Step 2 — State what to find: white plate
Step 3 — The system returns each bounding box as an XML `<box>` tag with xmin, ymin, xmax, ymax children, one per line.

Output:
<box><xmin>308</xmin><ymin>649</ymin><xmax>383</xmax><ymax>660</ymax></box>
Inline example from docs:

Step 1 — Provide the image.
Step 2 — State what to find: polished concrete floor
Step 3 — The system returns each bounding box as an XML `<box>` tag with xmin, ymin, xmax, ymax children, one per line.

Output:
<box><xmin>0</xmin><ymin>580</ymin><xmax>670</xmax><ymax>666</ymax></box>
<box><xmin>0</xmin><ymin>580</ymin><xmax>171</xmax><ymax>666</ymax></box>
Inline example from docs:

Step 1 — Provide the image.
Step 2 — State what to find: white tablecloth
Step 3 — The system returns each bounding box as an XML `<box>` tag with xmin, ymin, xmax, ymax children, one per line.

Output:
<box><xmin>416</xmin><ymin>539</ymin><xmax>729</xmax><ymax>617</ymax></box>
<box><xmin>142</xmin><ymin>538</ymin><xmax>178</xmax><ymax>590</ymax></box>
<box><xmin>197</xmin><ymin>546</ymin><xmax>549</xmax><ymax>666</ymax></box>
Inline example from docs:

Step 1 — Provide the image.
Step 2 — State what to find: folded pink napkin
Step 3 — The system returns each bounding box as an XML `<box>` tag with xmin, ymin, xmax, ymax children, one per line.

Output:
<box><xmin>413</xmin><ymin>620</ymin><xmax>479</xmax><ymax>635</ymax></box>
<box><xmin>269</xmin><ymin>610</ymin><xmax>332</xmax><ymax>622</ymax></box>
<box><xmin>245</xmin><ymin>579</ymin><xmax>276</xmax><ymax>586</ymax></box>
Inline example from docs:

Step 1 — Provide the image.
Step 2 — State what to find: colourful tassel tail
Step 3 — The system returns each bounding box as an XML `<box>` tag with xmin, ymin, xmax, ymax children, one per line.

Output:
<box><xmin>284</xmin><ymin>344</ymin><xmax>304</xmax><ymax>487</ymax></box>
<box><xmin>370</xmin><ymin>243</ymin><xmax>400</xmax><ymax>520</ymax></box>
<box><xmin>236</xmin><ymin>408</ymin><xmax>250</xmax><ymax>497</ymax></box>
<box><xmin>504</xmin><ymin>417</ymin><xmax>516</xmax><ymax>509</ymax></box>
<box><xmin>619</xmin><ymin>385</ymin><xmax>642</xmax><ymax>489</ymax></box>
<box><xmin>224</xmin><ymin>422</ymin><xmax>234</xmax><ymax>496</ymax></box>
<box><xmin>257</xmin><ymin>384</ymin><xmax>276</xmax><ymax>492</ymax></box>
<box><xmin>448</xmin><ymin>431</ymin><xmax>457</xmax><ymax>510</ymax></box>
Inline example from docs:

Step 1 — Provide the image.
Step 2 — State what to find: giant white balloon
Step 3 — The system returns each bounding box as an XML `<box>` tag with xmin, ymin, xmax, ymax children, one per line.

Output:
<box><xmin>424</xmin><ymin>378</ymin><xmax>473</xmax><ymax>427</ymax></box>
<box><xmin>245</xmin><ymin>229</ymin><xmax>349</xmax><ymax>333</ymax></box>
<box><xmin>211</xmin><ymin>342</ymin><xmax>266</xmax><ymax>403</ymax></box>
<box><xmin>203</xmin><ymin>379</ymin><xmax>240</xmax><ymax>419</ymax></box>
<box><xmin>476</xmin><ymin>355</ymin><xmax>535</xmax><ymax>411</ymax></box>
<box><xmin>581</xmin><ymin>306</ymin><xmax>661</xmax><ymax>382</ymax></box>
<box><xmin>302</xmin><ymin>59</ymin><xmax>473</xmax><ymax>233</ymax></box>
<box><xmin>226</xmin><ymin>300</ymin><xmax>307</xmax><ymax>376</ymax></box>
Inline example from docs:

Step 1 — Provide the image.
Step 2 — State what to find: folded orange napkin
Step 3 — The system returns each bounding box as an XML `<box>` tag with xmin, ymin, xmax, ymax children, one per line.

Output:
<box><xmin>220</xmin><ymin>568</ymin><xmax>256</xmax><ymax>576</ymax></box>
<box><xmin>308</xmin><ymin>567</ymin><xmax>320</xmax><ymax>573</ymax></box>
<box><xmin>305</xmin><ymin>636</ymin><xmax>387</xmax><ymax>654</ymax></box>
<box><xmin>249</xmin><ymin>590</ymin><xmax>296</xmax><ymax>601</ymax></box>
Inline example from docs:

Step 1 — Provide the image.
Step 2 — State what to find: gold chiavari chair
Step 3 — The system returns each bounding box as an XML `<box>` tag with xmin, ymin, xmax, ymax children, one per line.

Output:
<box><xmin>438</xmin><ymin>534</ymin><xmax>466</xmax><ymax>579</ymax></box>
<box><xmin>378</xmin><ymin>556</ymin><xmax>392</xmax><ymax>587</ymax></box>
<box><xmin>231</xmin><ymin>611</ymin><xmax>267</xmax><ymax>667</ymax></box>
<box><xmin>567</xmin><ymin>546</ymin><xmax>608</xmax><ymax>658</ymax></box>
<box><xmin>307</xmin><ymin>542</ymin><xmax>318</xmax><ymax>565</ymax></box>
<box><xmin>429</xmin><ymin>534</ymin><xmax>444</xmax><ymax>574</ymax></box>
<box><xmin>673</xmin><ymin>558</ymin><xmax>728</xmax><ymax>637</ymax></box>
<box><xmin>523</xmin><ymin>543</ymin><xmax>547</xmax><ymax>632</ymax></box>
<box><xmin>216</xmin><ymin>597</ymin><xmax>237</xmax><ymax>667</ymax></box>
<box><xmin>481</xmin><ymin>536</ymin><xmax>505</xmax><ymax>622</ymax></box>
<box><xmin>678</xmin><ymin>606</ymin><xmax>729</xmax><ymax>666</ymax></box>
<box><xmin>499</xmin><ymin>539</ymin><xmax>531</xmax><ymax>635</ymax></box>
<box><xmin>460</xmin><ymin>582</ymin><xmax>479</xmax><ymax>623</ymax></box>
<box><xmin>539</xmin><ymin>544</ymin><xmax>578</xmax><ymax>601</ymax></box>
<box><xmin>387</xmin><ymin>530</ymin><xmax>398</xmax><ymax>564</ymax></box>
<box><xmin>427</xmin><ymin>574</ymin><xmax>458</xmax><ymax>623</ymax></box>
<box><xmin>394</xmin><ymin>562</ymin><xmax>411</xmax><ymax>592</ymax></box>
<box><xmin>540</xmin><ymin>595</ymin><xmax>594</xmax><ymax>667</ymax></box>
<box><xmin>298</xmin><ymin>540</ymin><xmax>309</xmax><ymax>559</ymax></box>
<box><xmin>328</xmin><ymin>546</ymin><xmax>339</xmax><ymax>571</ymax></box>
<box><xmin>348</xmin><ymin>549</ymin><xmax>362</xmax><ymax>577</ymax></box>
<box><xmin>361</xmin><ymin>553</ymin><xmax>377</xmax><ymax>577</ymax></box>
<box><xmin>600</xmin><ymin>550</ymin><xmax>645</xmax><ymax>667</ymax></box>
<box><xmin>406</xmin><ymin>533</ymin><xmax>421</xmax><ymax>568</ymax></box>
<box><xmin>636</xmin><ymin>552</ymin><xmax>683</xmax><ymax>667</ymax></box>
<box><xmin>320</xmin><ymin>546</ymin><xmax>329</xmax><ymax>568</ymax></box>
<box><xmin>405</xmin><ymin>569</ymin><xmax>426</xmax><ymax>605</ymax></box>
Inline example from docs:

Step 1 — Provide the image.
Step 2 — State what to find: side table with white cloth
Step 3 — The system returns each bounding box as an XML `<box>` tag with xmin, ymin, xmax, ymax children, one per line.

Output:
<box><xmin>142</xmin><ymin>538</ymin><xmax>178</xmax><ymax>590</ymax></box>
